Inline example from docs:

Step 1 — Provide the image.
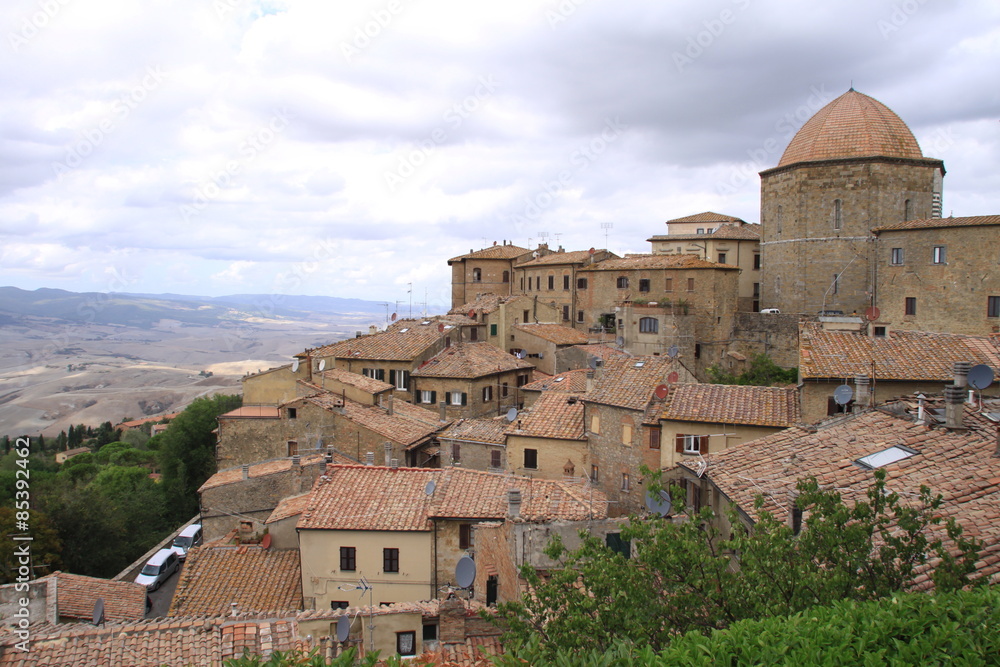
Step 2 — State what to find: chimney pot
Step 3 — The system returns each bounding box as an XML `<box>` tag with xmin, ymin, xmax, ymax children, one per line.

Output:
<box><xmin>390</xmin><ymin>458</ymin><xmax>399</xmax><ymax>469</ymax></box>
<box><xmin>439</xmin><ymin>400</ymin><xmax>448</xmax><ymax>421</ymax></box>
<box><xmin>365</xmin><ymin>452</ymin><xmax>375</xmax><ymax>466</ymax></box>
<box><xmin>387</xmin><ymin>393</ymin><xmax>394</xmax><ymax>415</ymax></box>
<box><xmin>953</xmin><ymin>361</ymin><xmax>972</xmax><ymax>388</ymax></box>
<box><xmin>507</xmin><ymin>489</ymin><xmax>522</xmax><ymax>518</ymax></box>
<box><xmin>241</xmin><ymin>464</ymin><xmax>250</xmax><ymax>480</ymax></box>
<box><xmin>943</xmin><ymin>384</ymin><xmax>966</xmax><ymax>430</ymax></box>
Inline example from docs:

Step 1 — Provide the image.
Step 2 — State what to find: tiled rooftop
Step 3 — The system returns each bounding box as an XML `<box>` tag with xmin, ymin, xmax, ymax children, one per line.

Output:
<box><xmin>777</xmin><ymin>90</ymin><xmax>924</xmax><ymax>167</ymax></box>
<box><xmin>448</xmin><ymin>244</ymin><xmax>530</xmax><ymax>263</ymax></box>
<box><xmin>438</xmin><ymin>417</ymin><xmax>510</xmax><ymax>445</ymax></box>
<box><xmin>579</xmin><ymin>254</ymin><xmax>737</xmax><ymax>272</ymax></box>
<box><xmin>799</xmin><ymin>322</ymin><xmax>1000</xmax><ymax>381</ymax></box>
<box><xmin>338</xmin><ymin>396</ymin><xmax>445</xmax><ymax>447</ymax></box>
<box><xmin>199</xmin><ymin>454</ymin><xmax>327</xmax><ymax>492</ymax></box>
<box><xmin>584</xmin><ymin>356</ymin><xmax>674</xmax><ymax>412</ymax></box>
<box><xmin>412</xmin><ymin>342</ymin><xmax>534</xmax><ymax>379</ymax></box>
<box><xmin>298</xmin><ymin>464</ymin><xmax>607</xmax><ymax>531</ymax></box>
<box><xmin>510</xmin><ymin>391</ymin><xmax>586</xmax><ymax>441</ymax></box>
<box><xmin>872</xmin><ymin>214</ymin><xmax>1000</xmax><ymax>233</ymax></box>
<box><xmin>218</xmin><ymin>406</ymin><xmax>280</xmax><ymax>419</ymax></box>
<box><xmin>680</xmin><ymin>399</ymin><xmax>1000</xmax><ymax>587</ymax></box>
<box><xmin>666</xmin><ymin>211</ymin><xmax>746</xmax><ymax>224</ymax></box>
<box><xmin>36</xmin><ymin>572</ymin><xmax>147</xmax><ymax>623</ymax></box>
<box><xmin>266</xmin><ymin>492</ymin><xmax>312</xmax><ymax>524</ymax></box>
<box><xmin>168</xmin><ymin>546</ymin><xmax>302</xmax><ymax>617</ymax></box>
<box><xmin>648</xmin><ymin>222</ymin><xmax>761</xmax><ymax>242</ymax></box>
<box><xmin>317</xmin><ymin>368</ymin><xmax>394</xmax><ymax>394</ymax></box>
<box><xmin>660</xmin><ymin>384</ymin><xmax>801</xmax><ymax>427</ymax></box>
<box><xmin>115</xmin><ymin>412</ymin><xmax>180</xmax><ymax>429</ymax></box>
<box><xmin>514</xmin><ymin>249</ymin><xmax>613</xmax><ymax>268</ymax></box>
<box><xmin>309</xmin><ymin>326</ymin><xmax>444</xmax><ymax>362</ymax></box>
<box><xmin>513</xmin><ymin>323</ymin><xmax>590</xmax><ymax>345</ymax></box>
<box><xmin>449</xmin><ymin>293</ymin><xmax>522</xmax><ymax>316</ymax></box>
<box><xmin>521</xmin><ymin>368</ymin><xmax>590</xmax><ymax>393</ymax></box>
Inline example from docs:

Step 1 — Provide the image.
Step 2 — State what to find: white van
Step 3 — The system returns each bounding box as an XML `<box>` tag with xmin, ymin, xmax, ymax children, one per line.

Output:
<box><xmin>135</xmin><ymin>549</ymin><xmax>179</xmax><ymax>591</ymax></box>
<box><xmin>170</xmin><ymin>524</ymin><xmax>203</xmax><ymax>561</ymax></box>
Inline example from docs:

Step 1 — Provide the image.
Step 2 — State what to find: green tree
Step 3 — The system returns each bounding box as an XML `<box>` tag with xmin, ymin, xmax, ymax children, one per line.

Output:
<box><xmin>495</xmin><ymin>470</ymin><xmax>981</xmax><ymax>657</ymax></box>
<box><xmin>94</xmin><ymin>421</ymin><xmax>117</xmax><ymax>447</ymax></box>
<box><xmin>0</xmin><ymin>508</ymin><xmax>63</xmax><ymax>583</ymax></box>
<box><xmin>707</xmin><ymin>353</ymin><xmax>797</xmax><ymax>386</ymax></box>
<box><xmin>94</xmin><ymin>441</ymin><xmax>132</xmax><ymax>464</ymax></box>
<box><xmin>158</xmin><ymin>394</ymin><xmax>241</xmax><ymax>522</ymax></box>
<box><xmin>121</xmin><ymin>428</ymin><xmax>150</xmax><ymax>449</ymax></box>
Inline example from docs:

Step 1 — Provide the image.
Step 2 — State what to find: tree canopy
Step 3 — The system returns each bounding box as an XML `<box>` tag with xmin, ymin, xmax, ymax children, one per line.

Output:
<box><xmin>707</xmin><ymin>352</ymin><xmax>797</xmax><ymax>386</ymax></box>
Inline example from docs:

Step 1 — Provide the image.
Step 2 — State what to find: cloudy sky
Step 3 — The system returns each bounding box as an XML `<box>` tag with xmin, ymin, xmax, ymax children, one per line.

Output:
<box><xmin>1</xmin><ymin>0</ymin><xmax>998</xmax><ymax>312</ymax></box>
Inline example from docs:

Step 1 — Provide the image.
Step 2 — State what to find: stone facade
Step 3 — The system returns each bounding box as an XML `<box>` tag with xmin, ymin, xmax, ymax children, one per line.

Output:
<box><xmin>727</xmin><ymin>312</ymin><xmax>801</xmax><ymax>369</ymax></box>
<box><xmin>242</xmin><ymin>364</ymin><xmax>310</xmax><ymax>406</ymax></box>
<box><xmin>511</xmin><ymin>248</ymin><xmax>617</xmax><ymax>327</ymax></box>
<box><xmin>760</xmin><ymin>157</ymin><xmax>943</xmax><ymax>317</ymax></box>
<box><xmin>411</xmin><ymin>373</ymin><xmax>526</xmax><ymax>421</ymax></box>
<box><xmin>874</xmin><ymin>219</ymin><xmax>1000</xmax><ymax>335</ymax></box>
<box><xmin>448</xmin><ymin>243</ymin><xmax>532</xmax><ymax>310</ymax></box>
<box><xmin>505</xmin><ymin>432</ymin><xmax>588</xmax><ymax>481</ymax></box>
<box><xmin>584</xmin><ymin>401</ymin><xmax>661</xmax><ymax>516</ymax></box>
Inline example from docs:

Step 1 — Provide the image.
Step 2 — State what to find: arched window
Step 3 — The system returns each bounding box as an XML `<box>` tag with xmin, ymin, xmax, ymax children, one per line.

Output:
<box><xmin>639</xmin><ymin>317</ymin><xmax>658</xmax><ymax>333</ymax></box>
<box><xmin>472</xmin><ymin>268</ymin><xmax>482</xmax><ymax>282</ymax></box>
<box><xmin>904</xmin><ymin>199</ymin><xmax>913</xmax><ymax>221</ymax></box>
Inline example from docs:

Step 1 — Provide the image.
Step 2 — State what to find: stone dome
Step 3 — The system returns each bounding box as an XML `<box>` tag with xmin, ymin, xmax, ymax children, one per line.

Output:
<box><xmin>777</xmin><ymin>90</ymin><xmax>923</xmax><ymax>167</ymax></box>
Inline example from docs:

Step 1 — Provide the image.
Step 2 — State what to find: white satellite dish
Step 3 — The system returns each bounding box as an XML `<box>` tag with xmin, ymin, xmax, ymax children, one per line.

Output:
<box><xmin>833</xmin><ymin>384</ymin><xmax>854</xmax><ymax>406</ymax></box>
<box><xmin>505</xmin><ymin>407</ymin><xmax>518</xmax><ymax>422</ymax></box>
<box><xmin>318</xmin><ymin>359</ymin><xmax>326</xmax><ymax>371</ymax></box>
<box><xmin>291</xmin><ymin>359</ymin><xmax>300</xmax><ymax>373</ymax></box>
<box><xmin>645</xmin><ymin>489</ymin><xmax>671</xmax><ymax>517</ymax></box>
<box><xmin>516</xmin><ymin>351</ymin><xmax>526</xmax><ymax>359</ymax></box>
<box><xmin>336</xmin><ymin>615</ymin><xmax>350</xmax><ymax>642</ymax></box>
<box><xmin>425</xmin><ymin>480</ymin><xmax>437</xmax><ymax>496</ymax></box>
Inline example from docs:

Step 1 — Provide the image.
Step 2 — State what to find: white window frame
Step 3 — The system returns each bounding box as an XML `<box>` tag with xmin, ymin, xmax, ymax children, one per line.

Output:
<box><xmin>449</xmin><ymin>391</ymin><xmax>463</xmax><ymax>406</ymax></box>
<box><xmin>682</xmin><ymin>435</ymin><xmax>702</xmax><ymax>454</ymax></box>
<box><xmin>932</xmin><ymin>246</ymin><xmax>946</xmax><ymax>264</ymax></box>
<box><xmin>395</xmin><ymin>370</ymin><xmax>408</xmax><ymax>391</ymax></box>
<box><xmin>420</xmin><ymin>390</ymin><xmax>433</xmax><ymax>404</ymax></box>
<box><xmin>890</xmin><ymin>247</ymin><xmax>904</xmax><ymax>265</ymax></box>
<box><xmin>482</xmin><ymin>385</ymin><xmax>493</xmax><ymax>402</ymax></box>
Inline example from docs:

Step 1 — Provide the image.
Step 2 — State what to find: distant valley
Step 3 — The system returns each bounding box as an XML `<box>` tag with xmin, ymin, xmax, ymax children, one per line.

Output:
<box><xmin>0</xmin><ymin>287</ymin><xmax>403</xmax><ymax>436</ymax></box>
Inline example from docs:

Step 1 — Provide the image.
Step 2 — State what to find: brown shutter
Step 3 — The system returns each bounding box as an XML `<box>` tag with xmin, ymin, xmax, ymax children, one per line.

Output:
<box><xmin>699</xmin><ymin>435</ymin><xmax>709</xmax><ymax>454</ymax></box>
<box><xmin>675</xmin><ymin>434</ymin><xmax>684</xmax><ymax>453</ymax></box>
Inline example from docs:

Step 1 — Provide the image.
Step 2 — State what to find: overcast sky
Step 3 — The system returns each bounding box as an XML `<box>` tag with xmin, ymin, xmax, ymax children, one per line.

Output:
<box><xmin>1</xmin><ymin>0</ymin><xmax>998</xmax><ymax>312</ymax></box>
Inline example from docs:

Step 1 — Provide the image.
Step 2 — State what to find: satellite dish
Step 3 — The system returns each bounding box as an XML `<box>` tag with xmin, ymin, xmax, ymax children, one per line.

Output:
<box><xmin>833</xmin><ymin>384</ymin><xmax>854</xmax><ymax>406</ymax></box>
<box><xmin>968</xmin><ymin>364</ymin><xmax>994</xmax><ymax>390</ymax></box>
<box><xmin>291</xmin><ymin>359</ymin><xmax>300</xmax><ymax>373</ymax></box>
<box><xmin>615</xmin><ymin>337</ymin><xmax>625</xmax><ymax>347</ymax></box>
<box><xmin>667</xmin><ymin>371</ymin><xmax>679</xmax><ymax>384</ymax></box>
<box><xmin>336</xmin><ymin>614</ymin><xmax>350</xmax><ymax>642</ymax></box>
<box><xmin>516</xmin><ymin>350</ymin><xmax>526</xmax><ymax>359</ymax></box>
<box><xmin>391</xmin><ymin>313</ymin><xmax>397</xmax><ymax>321</ymax></box>
<box><xmin>588</xmin><ymin>247</ymin><xmax>595</xmax><ymax>255</ymax></box>
<box><xmin>654</xmin><ymin>384</ymin><xmax>668</xmax><ymax>400</ymax></box>
<box><xmin>438</xmin><ymin>323</ymin><xmax>445</xmax><ymax>333</ymax></box>
<box><xmin>318</xmin><ymin>359</ymin><xmax>326</xmax><ymax>371</ymax></box>
<box><xmin>505</xmin><ymin>407</ymin><xmax>518</xmax><ymax>422</ymax></box>
<box><xmin>455</xmin><ymin>555</ymin><xmax>477</xmax><ymax>588</ymax></box>
<box><xmin>645</xmin><ymin>489</ymin><xmax>671</xmax><ymax>517</ymax></box>
<box><xmin>425</xmin><ymin>480</ymin><xmax>437</xmax><ymax>496</ymax></box>
<box><xmin>667</xmin><ymin>345</ymin><xmax>679</xmax><ymax>358</ymax></box>
<box><xmin>588</xmin><ymin>356</ymin><xmax>599</xmax><ymax>369</ymax></box>
<box><xmin>468</xmin><ymin>309</ymin><xmax>476</xmax><ymax>319</ymax></box>
<box><xmin>92</xmin><ymin>598</ymin><xmax>105</xmax><ymax>626</ymax></box>
<box><xmin>261</xmin><ymin>533</ymin><xmax>272</xmax><ymax>550</ymax></box>
<box><xmin>865</xmin><ymin>306</ymin><xmax>881</xmax><ymax>321</ymax></box>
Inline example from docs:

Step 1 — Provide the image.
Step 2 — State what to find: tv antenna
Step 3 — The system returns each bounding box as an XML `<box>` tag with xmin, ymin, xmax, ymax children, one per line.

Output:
<box><xmin>600</xmin><ymin>222</ymin><xmax>613</xmax><ymax>249</ymax></box>
<box><xmin>338</xmin><ymin>577</ymin><xmax>375</xmax><ymax>652</ymax></box>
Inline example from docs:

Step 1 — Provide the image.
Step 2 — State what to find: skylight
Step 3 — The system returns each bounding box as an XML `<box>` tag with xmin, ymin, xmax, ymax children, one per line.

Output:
<box><xmin>399</xmin><ymin>328</ymin><xmax>409</xmax><ymax>332</ymax></box>
<box><xmin>856</xmin><ymin>445</ymin><xmax>917</xmax><ymax>470</ymax></box>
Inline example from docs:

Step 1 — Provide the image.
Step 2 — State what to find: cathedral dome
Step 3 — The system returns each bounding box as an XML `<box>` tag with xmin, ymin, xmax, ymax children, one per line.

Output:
<box><xmin>777</xmin><ymin>90</ymin><xmax>923</xmax><ymax>167</ymax></box>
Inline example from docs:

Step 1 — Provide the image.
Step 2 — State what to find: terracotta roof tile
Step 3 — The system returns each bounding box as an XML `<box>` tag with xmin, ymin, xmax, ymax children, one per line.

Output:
<box><xmin>266</xmin><ymin>493</ymin><xmax>312</xmax><ymax>524</ymax></box>
<box><xmin>509</xmin><ymin>391</ymin><xmax>586</xmax><ymax>441</ymax></box>
<box><xmin>219</xmin><ymin>406</ymin><xmax>280</xmax><ymax>419</ymax></box>
<box><xmin>513</xmin><ymin>323</ymin><xmax>590</xmax><ymax>345</ymax></box>
<box><xmin>298</xmin><ymin>464</ymin><xmax>607</xmax><ymax>531</ymax></box>
<box><xmin>799</xmin><ymin>322</ymin><xmax>1000</xmax><ymax>381</ymax></box>
<box><xmin>448</xmin><ymin>244</ymin><xmax>531</xmax><ymax>263</ymax></box>
<box><xmin>199</xmin><ymin>454</ymin><xmax>328</xmax><ymax>492</ymax></box>
<box><xmin>682</xmin><ymin>399</ymin><xmax>1000</xmax><ymax>586</ymax></box>
<box><xmin>648</xmin><ymin>222</ymin><xmax>761</xmax><ymax>242</ymax></box>
<box><xmin>661</xmin><ymin>384</ymin><xmax>801</xmax><ymax>427</ymax></box>
<box><xmin>318</xmin><ymin>368</ymin><xmax>393</xmax><ymax>393</ymax></box>
<box><xmin>515</xmin><ymin>249</ymin><xmax>613</xmax><ymax>268</ymax></box>
<box><xmin>310</xmin><ymin>326</ymin><xmax>444</xmax><ymax>362</ymax></box>
<box><xmin>36</xmin><ymin>572</ymin><xmax>147</xmax><ymax>623</ymax></box>
<box><xmin>438</xmin><ymin>418</ymin><xmax>510</xmax><ymax>445</ymax></box>
<box><xmin>578</xmin><ymin>254</ymin><xmax>738</xmax><ymax>272</ymax></box>
<box><xmin>571</xmin><ymin>343</ymin><xmax>632</xmax><ymax>360</ymax></box>
<box><xmin>666</xmin><ymin>211</ymin><xmax>746</xmax><ymax>224</ymax></box>
<box><xmin>522</xmin><ymin>368</ymin><xmax>590</xmax><ymax>393</ymax></box>
<box><xmin>412</xmin><ymin>342</ymin><xmax>534</xmax><ymax>379</ymax></box>
<box><xmin>585</xmin><ymin>356</ymin><xmax>673</xmax><ymax>411</ymax></box>
<box><xmin>449</xmin><ymin>293</ymin><xmax>523</xmax><ymax>316</ymax></box>
<box><xmin>777</xmin><ymin>90</ymin><xmax>924</xmax><ymax>167</ymax></box>
<box><xmin>168</xmin><ymin>546</ymin><xmax>303</xmax><ymax>616</ymax></box>
<box><xmin>338</xmin><ymin>396</ymin><xmax>445</xmax><ymax>447</ymax></box>
<box><xmin>872</xmin><ymin>214</ymin><xmax>1000</xmax><ymax>232</ymax></box>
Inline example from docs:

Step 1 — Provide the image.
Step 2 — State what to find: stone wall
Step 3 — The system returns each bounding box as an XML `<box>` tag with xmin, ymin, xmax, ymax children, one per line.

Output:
<box><xmin>412</xmin><ymin>372</ymin><xmax>524</xmax><ymax>420</ymax></box>
<box><xmin>728</xmin><ymin>311</ymin><xmax>801</xmax><ymax>369</ymax></box>
<box><xmin>437</xmin><ymin>436</ymin><xmax>506</xmax><ymax>472</ymax></box>
<box><xmin>585</xmin><ymin>403</ymin><xmax>661</xmax><ymax>516</ymax></box>
<box><xmin>504</xmin><ymin>433</ymin><xmax>588</xmax><ymax>481</ymax></box>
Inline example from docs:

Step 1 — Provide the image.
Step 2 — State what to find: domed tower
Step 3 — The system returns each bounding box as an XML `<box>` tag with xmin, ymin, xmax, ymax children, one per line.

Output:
<box><xmin>759</xmin><ymin>89</ymin><xmax>944</xmax><ymax>316</ymax></box>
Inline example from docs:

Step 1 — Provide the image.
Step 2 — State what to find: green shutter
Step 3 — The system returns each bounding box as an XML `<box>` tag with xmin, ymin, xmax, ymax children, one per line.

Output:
<box><xmin>490</xmin><ymin>324</ymin><xmax>497</xmax><ymax>336</ymax></box>
<box><xmin>461</xmin><ymin>393</ymin><xmax>467</xmax><ymax>406</ymax></box>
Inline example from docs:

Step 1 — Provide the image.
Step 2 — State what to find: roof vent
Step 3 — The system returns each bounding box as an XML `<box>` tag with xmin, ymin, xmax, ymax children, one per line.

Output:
<box><xmin>365</xmin><ymin>452</ymin><xmax>375</xmax><ymax>466</ymax></box>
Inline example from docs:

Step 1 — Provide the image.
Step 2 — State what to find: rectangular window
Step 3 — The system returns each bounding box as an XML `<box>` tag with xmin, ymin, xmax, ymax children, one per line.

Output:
<box><xmin>590</xmin><ymin>465</ymin><xmax>599</xmax><ymax>483</ymax></box>
<box><xmin>617</xmin><ymin>276</ymin><xmax>629</xmax><ymax>289</ymax></box>
<box><xmin>639</xmin><ymin>317</ymin><xmax>658</xmax><ymax>333</ymax></box>
<box><xmin>470</xmin><ymin>327</ymin><xmax>478</xmax><ymax>341</ymax></box>
<box><xmin>753</xmin><ymin>254</ymin><xmax>761</xmax><ymax>270</ymax></box>
<box><xmin>490</xmin><ymin>323</ymin><xmax>497</xmax><ymax>336</ymax></box>
<box><xmin>562</xmin><ymin>305</ymin><xmax>570</xmax><ymax>321</ymax></box>
<box><xmin>286</xmin><ymin>440</ymin><xmax>297</xmax><ymax>457</ymax></box>
<box><xmin>675</xmin><ymin>434</ymin><xmax>707</xmax><ymax>454</ymax></box>
<box><xmin>664</xmin><ymin>277</ymin><xmax>673</xmax><ymax>292</ymax></box>
<box><xmin>590</xmin><ymin>413</ymin><xmax>600</xmax><ymax>434</ymax></box>
<box><xmin>331</xmin><ymin>600</ymin><xmax>349</xmax><ymax>609</ymax></box>
<box><xmin>563</xmin><ymin>275</ymin><xmax>570</xmax><ymax>290</ymax></box>
<box><xmin>905</xmin><ymin>297</ymin><xmax>917</xmax><ymax>316</ymax></box>
<box><xmin>516</xmin><ymin>373</ymin><xmax>529</xmax><ymax>387</ymax></box>
<box><xmin>451</xmin><ymin>443</ymin><xmax>461</xmax><ymax>464</ymax></box>
<box><xmin>577</xmin><ymin>310</ymin><xmax>584</xmax><ymax>323</ymax></box>
<box><xmin>287</xmin><ymin>407</ymin><xmax>297</xmax><ymax>419</ymax></box>
<box><xmin>459</xmin><ymin>523</ymin><xmax>473</xmax><ymax>549</ymax></box>
<box><xmin>490</xmin><ymin>449</ymin><xmax>503</xmax><ymax>469</ymax></box>
<box><xmin>420</xmin><ymin>390</ymin><xmax>435</xmax><ymax>404</ymax></box>
<box><xmin>523</xmin><ymin>448</ymin><xmax>538</xmax><ymax>469</ymax></box>
<box><xmin>577</xmin><ymin>277</ymin><xmax>588</xmax><ymax>289</ymax></box>
<box><xmin>383</xmin><ymin>548</ymin><xmax>399</xmax><ymax>573</ymax></box>
<box><xmin>622</xmin><ymin>424</ymin><xmax>632</xmax><ymax>445</ymax></box>
<box><xmin>501</xmin><ymin>382</ymin><xmax>509</xmax><ymax>397</ymax></box>
<box><xmin>523</xmin><ymin>310</ymin><xmax>529</xmax><ymax>323</ymax></box>
<box><xmin>932</xmin><ymin>246</ymin><xmax>946</xmax><ymax>264</ymax></box>
<box><xmin>605</xmin><ymin>532</ymin><xmax>631</xmax><ymax>559</ymax></box>
<box><xmin>687</xmin><ymin>278</ymin><xmax>695</xmax><ymax>292</ymax></box>
<box><xmin>340</xmin><ymin>546</ymin><xmax>356</xmax><ymax>571</ymax></box>
<box><xmin>639</xmin><ymin>279</ymin><xmax>650</xmax><ymax>292</ymax></box>
<box><xmin>891</xmin><ymin>248</ymin><xmax>904</xmax><ymax>265</ymax></box>
<box><xmin>648</xmin><ymin>426</ymin><xmax>661</xmax><ymax>449</ymax></box>
<box><xmin>394</xmin><ymin>370</ymin><xmax>409</xmax><ymax>390</ymax></box>
<box><xmin>717</xmin><ymin>252</ymin><xmax>727</xmax><ymax>264</ymax></box>
<box><xmin>547</xmin><ymin>275</ymin><xmax>554</xmax><ymax>290</ymax></box>
<box><xmin>621</xmin><ymin>473</ymin><xmax>630</xmax><ymax>491</ymax></box>
<box><xmin>450</xmin><ymin>391</ymin><xmax>466</xmax><ymax>406</ymax></box>
<box><xmin>989</xmin><ymin>296</ymin><xmax>1000</xmax><ymax>318</ymax></box>
<box><xmin>482</xmin><ymin>385</ymin><xmax>492</xmax><ymax>402</ymax></box>
<box><xmin>832</xmin><ymin>274</ymin><xmax>839</xmax><ymax>294</ymax></box>
<box><xmin>696</xmin><ymin>228</ymin><xmax>704</xmax><ymax>234</ymax></box>
<box><xmin>396</xmin><ymin>631</ymin><xmax>416</xmax><ymax>657</ymax></box>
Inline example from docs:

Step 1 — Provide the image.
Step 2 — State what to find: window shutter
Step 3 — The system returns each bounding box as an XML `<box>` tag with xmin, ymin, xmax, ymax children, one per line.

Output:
<box><xmin>430</xmin><ymin>391</ymin><xmax>437</xmax><ymax>404</ymax></box>
<box><xmin>461</xmin><ymin>392</ymin><xmax>468</xmax><ymax>406</ymax></box>
<box><xmin>376</xmin><ymin>369</ymin><xmax>385</xmax><ymax>381</ymax></box>
<box><xmin>389</xmin><ymin>369</ymin><xmax>396</xmax><ymax>386</ymax></box>
<box><xmin>675</xmin><ymin>434</ymin><xmax>684</xmax><ymax>453</ymax></box>
<box><xmin>403</xmin><ymin>371</ymin><xmax>410</xmax><ymax>388</ymax></box>
<box><xmin>699</xmin><ymin>435</ymin><xmax>709</xmax><ymax>454</ymax></box>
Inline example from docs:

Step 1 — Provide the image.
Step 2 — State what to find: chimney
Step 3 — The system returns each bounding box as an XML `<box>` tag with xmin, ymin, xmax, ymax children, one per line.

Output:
<box><xmin>390</xmin><ymin>458</ymin><xmax>399</xmax><ymax>469</ymax></box>
<box><xmin>507</xmin><ymin>489</ymin><xmax>522</xmax><ymax>518</ymax></box>
<box><xmin>953</xmin><ymin>361</ymin><xmax>972</xmax><ymax>388</ymax></box>
<box><xmin>291</xmin><ymin>455</ymin><xmax>300</xmax><ymax>468</ymax></box>
<box><xmin>944</xmin><ymin>383</ymin><xmax>965</xmax><ymax>430</ymax></box>
<box><xmin>586</xmin><ymin>369</ymin><xmax>595</xmax><ymax>393</ymax></box>
<box><xmin>324</xmin><ymin>449</ymin><xmax>333</xmax><ymax>464</ymax></box>
<box><xmin>387</xmin><ymin>393</ymin><xmax>394</xmax><ymax>415</ymax></box>
<box><xmin>439</xmin><ymin>595</ymin><xmax>466</xmax><ymax>644</ymax></box>
<box><xmin>853</xmin><ymin>376</ymin><xmax>870</xmax><ymax>411</ymax></box>
<box><xmin>241</xmin><ymin>464</ymin><xmax>250</xmax><ymax>480</ymax></box>
<box><xmin>365</xmin><ymin>452</ymin><xmax>375</xmax><ymax>466</ymax></box>
<box><xmin>439</xmin><ymin>400</ymin><xmax>448</xmax><ymax>421</ymax></box>
<box><xmin>383</xmin><ymin>441</ymin><xmax>392</xmax><ymax>465</ymax></box>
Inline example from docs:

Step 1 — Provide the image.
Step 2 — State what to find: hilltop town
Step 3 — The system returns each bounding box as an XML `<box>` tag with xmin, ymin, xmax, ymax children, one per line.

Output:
<box><xmin>2</xmin><ymin>90</ymin><xmax>999</xmax><ymax>664</ymax></box>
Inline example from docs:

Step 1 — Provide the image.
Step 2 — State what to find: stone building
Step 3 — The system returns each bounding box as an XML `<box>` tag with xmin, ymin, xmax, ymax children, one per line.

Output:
<box><xmin>759</xmin><ymin>89</ymin><xmax>945</xmax><ymax>316</ymax></box>
<box><xmin>511</xmin><ymin>248</ymin><xmax>617</xmax><ymax>326</ymax></box>
<box><xmin>449</xmin><ymin>293</ymin><xmax>560</xmax><ymax>349</ymax></box>
<box><xmin>505</xmin><ymin>390</ymin><xmax>588</xmax><ymax>482</ymax></box>
<box><xmin>434</xmin><ymin>417</ymin><xmax>510</xmax><ymax>471</ymax></box>
<box><xmin>872</xmin><ymin>215</ymin><xmax>1000</xmax><ymax>335</ymax></box>
<box><xmin>649</xmin><ymin>212</ymin><xmax>762</xmax><ymax>312</ymax></box>
<box><xmin>448</xmin><ymin>242</ymin><xmax>532</xmax><ymax>310</ymax></box>
<box><xmin>410</xmin><ymin>342</ymin><xmax>535</xmax><ymax>420</ymax></box>
<box><xmin>509</xmin><ymin>322</ymin><xmax>591</xmax><ymax>375</ymax></box>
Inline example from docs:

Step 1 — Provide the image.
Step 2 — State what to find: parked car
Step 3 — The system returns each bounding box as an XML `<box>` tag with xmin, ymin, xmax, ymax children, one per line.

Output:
<box><xmin>135</xmin><ymin>549</ymin><xmax>180</xmax><ymax>591</ymax></box>
<box><xmin>817</xmin><ymin>309</ymin><xmax>845</xmax><ymax>316</ymax></box>
<box><xmin>170</xmin><ymin>524</ymin><xmax>203</xmax><ymax>561</ymax></box>
<box><xmin>760</xmin><ymin>308</ymin><xmax>780</xmax><ymax>314</ymax></box>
